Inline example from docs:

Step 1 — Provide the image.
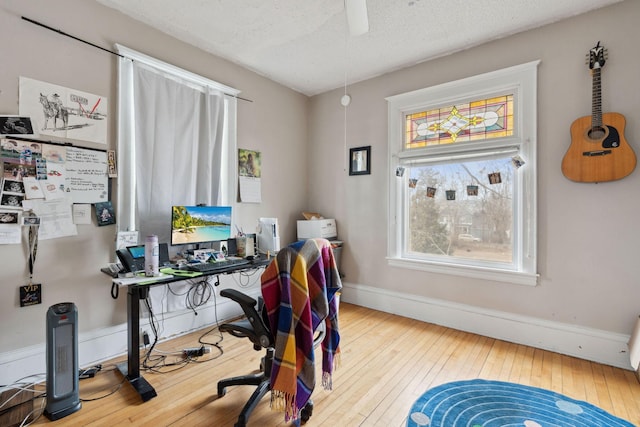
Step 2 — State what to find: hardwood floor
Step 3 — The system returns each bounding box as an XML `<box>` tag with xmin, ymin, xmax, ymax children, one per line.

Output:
<box><xmin>19</xmin><ymin>302</ymin><xmax>640</xmax><ymax>426</ymax></box>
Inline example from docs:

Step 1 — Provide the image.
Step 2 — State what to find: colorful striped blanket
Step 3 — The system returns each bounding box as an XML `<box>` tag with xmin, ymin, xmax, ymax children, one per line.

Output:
<box><xmin>261</xmin><ymin>238</ymin><xmax>342</xmax><ymax>422</ymax></box>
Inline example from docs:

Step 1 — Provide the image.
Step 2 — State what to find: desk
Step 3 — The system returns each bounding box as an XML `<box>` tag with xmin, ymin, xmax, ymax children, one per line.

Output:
<box><xmin>109</xmin><ymin>258</ymin><xmax>271</xmax><ymax>402</ymax></box>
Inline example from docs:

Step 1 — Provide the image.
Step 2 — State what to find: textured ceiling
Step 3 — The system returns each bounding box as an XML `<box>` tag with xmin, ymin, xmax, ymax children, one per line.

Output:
<box><xmin>96</xmin><ymin>0</ymin><xmax>622</xmax><ymax>96</ymax></box>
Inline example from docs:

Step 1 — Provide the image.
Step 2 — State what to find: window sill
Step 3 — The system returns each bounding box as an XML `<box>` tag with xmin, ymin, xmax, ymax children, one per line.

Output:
<box><xmin>387</xmin><ymin>257</ymin><xmax>538</xmax><ymax>286</ymax></box>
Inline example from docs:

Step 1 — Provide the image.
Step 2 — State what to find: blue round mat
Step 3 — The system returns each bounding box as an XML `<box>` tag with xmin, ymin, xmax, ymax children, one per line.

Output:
<box><xmin>407</xmin><ymin>379</ymin><xmax>635</xmax><ymax>427</ymax></box>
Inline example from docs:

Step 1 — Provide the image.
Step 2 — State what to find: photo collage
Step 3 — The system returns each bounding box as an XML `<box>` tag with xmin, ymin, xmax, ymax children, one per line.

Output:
<box><xmin>0</xmin><ymin>137</ymin><xmax>66</xmax><ymax>223</ymax></box>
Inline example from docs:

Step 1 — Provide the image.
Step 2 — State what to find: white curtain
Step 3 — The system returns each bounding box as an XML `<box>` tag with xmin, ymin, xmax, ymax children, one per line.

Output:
<box><xmin>116</xmin><ymin>47</ymin><xmax>237</xmax><ymax>244</ymax></box>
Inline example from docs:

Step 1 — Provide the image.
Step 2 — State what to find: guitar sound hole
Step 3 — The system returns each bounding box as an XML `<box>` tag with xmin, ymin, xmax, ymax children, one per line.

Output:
<box><xmin>588</xmin><ymin>126</ymin><xmax>606</xmax><ymax>140</ymax></box>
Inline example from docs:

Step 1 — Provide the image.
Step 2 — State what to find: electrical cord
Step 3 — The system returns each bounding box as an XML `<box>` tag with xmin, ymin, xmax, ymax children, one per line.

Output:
<box><xmin>4</xmin><ymin>366</ymin><xmax>129</xmax><ymax>425</ymax></box>
<box><xmin>142</xmin><ymin>281</ymin><xmax>226</xmax><ymax>370</ymax></box>
<box><xmin>195</xmin><ymin>284</ymin><xmax>225</xmax><ymax>360</ymax></box>
<box><xmin>185</xmin><ymin>278</ymin><xmax>214</xmax><ymax>315</ymax></box>
<box><xmin>167</xmin><ymin>281</ymin><xmax>191</xmax><ymax>297</ymax></box>
<box><xmin>166</xmin><ymin>277</ymin><xmax>212</xmax><ymax>316</ymax></box>
<box><xmin>0</xmin><ymin>389</ymin><xmax>46</xmax><ymax>417</ymax></box>
<box><xmin>142</xmin><ymin>297</ymin><xmax>165</xmax><ymax>370</ymax></box>
<box><xmin>141</xmin><ymin>296</ymin><xmax>196</xmax><ymax>373</ymax></box>
<box><xmin>231</xmin><ymin>267</ymin><xmax>262</xmax><ymax>288</ymax></box>
<box><xmin>139</xmin><ymin>268</ymin><xmax>267</xmax><ymax>372</ymax></box>
<box><xmin>77</xmin><ymin>363</ymin><xmax>124</xmax><ymax>402</ymax></box>
<box><xmin>0</xmin><ymin>374</ymin><xmax>46</xmax><ymax>427</ymax></box>
<box><xmin>0</xmin><ymin>374</ymin><xmax>46</xmax><ymax>411</ymax></box>
<box><xmin>141</xmin><ymin>298</ymin><xmax>172</xmax><ymax>371</ymax></box>
<box><xmin>19</xmin><ymin>397</ymin><xmax>45</xmax><ymax>427</ymax></box>
<box><xmin>79</xmin><ymin>376</ymin><xmax>126</xmax><ymax>402</ymax></box>
<box><xmin>167</xmin><ymin>276</ymin><xmax>217</xmax><ymax>316</ymax></box>
<box><xmin>196</xmin><ymin>271</ymin><xmax>265</xmax><ymax>358</ymax></box>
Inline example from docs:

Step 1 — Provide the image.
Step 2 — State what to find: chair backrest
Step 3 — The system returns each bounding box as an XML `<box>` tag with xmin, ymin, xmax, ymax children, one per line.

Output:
<box><xmin>261</xmin><ymin>238</ymin><xmax>340</xmax><ymax>332</ymax></box>
<box><xmin>220</xmin><ymin>286</ymin><xmax>326</xmax><ymax>353</ymax></box>
<box><xmin>259</xmin><ymin>238</ymin><xmax>341</xmax><ymax>420</ymax></box>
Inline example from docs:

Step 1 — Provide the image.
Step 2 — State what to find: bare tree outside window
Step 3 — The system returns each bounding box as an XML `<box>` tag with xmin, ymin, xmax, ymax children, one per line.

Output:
<box><xmin>407</xmin><ymin>157</ymin><xmax>513</xmax><ymax>264</ymax></box>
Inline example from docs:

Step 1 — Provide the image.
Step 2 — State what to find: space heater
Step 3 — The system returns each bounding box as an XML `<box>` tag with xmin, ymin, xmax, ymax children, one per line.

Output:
<box><xmin>44</xmin><ymin>302</ymin><xmax>81</xmax><ymax>420</ymax></box>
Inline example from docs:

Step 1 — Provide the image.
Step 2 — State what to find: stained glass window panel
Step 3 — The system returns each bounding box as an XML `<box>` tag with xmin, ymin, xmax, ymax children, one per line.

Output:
<box><xmin>405</xmin><ymin>95</ymin><xmax>514</xmax><ymax>149</ymax></box>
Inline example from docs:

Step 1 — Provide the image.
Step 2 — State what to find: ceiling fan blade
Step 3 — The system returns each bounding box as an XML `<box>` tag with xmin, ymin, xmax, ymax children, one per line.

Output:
<box><xmin>345</xmin><ymin>0</ymin><xmax>369</xmax><ymax>36</ymax></box>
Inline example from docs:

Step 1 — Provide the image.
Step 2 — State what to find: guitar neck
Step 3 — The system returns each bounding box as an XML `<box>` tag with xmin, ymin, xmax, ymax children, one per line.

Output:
<box><xmin>592</xmin><ymin>68</ymin><xmax>602</xmax><ymax>128</ymax></box>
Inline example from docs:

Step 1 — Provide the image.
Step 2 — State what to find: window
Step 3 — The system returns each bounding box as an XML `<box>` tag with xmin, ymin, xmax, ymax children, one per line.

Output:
<box><xmin>386</xmin><ymin>61</ymin><xmax>539</xmax><ymax>286</ymax></box>
<box><xmin>115</xmin><ymin>45</ymin><xmax>240</xmax><ymax>243</ymax></box>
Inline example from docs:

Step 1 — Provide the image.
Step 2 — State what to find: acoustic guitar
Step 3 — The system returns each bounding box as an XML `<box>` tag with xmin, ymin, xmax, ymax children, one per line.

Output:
<box><xmin>561</xmin><ymin>42</ymin><xmax>636</xmax><ymax>182</ymax></box>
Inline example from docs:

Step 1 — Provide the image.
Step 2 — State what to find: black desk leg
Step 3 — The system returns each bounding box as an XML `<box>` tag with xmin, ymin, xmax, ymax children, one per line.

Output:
<box><xmin>117</xmin><ymin>285</ymin><xmax>157</xmax><ymax>402</ymax></box>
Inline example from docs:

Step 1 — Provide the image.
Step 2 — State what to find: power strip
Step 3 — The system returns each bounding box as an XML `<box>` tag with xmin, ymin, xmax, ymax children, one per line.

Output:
<box><xmin>182</xmin><ymin>346</ymin><xmax>211</xmax><ymax>358</ymax></box>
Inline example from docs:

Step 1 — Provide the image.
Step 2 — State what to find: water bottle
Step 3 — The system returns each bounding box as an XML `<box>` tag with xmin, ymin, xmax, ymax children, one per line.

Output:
<box><xmin>145</xmin><ymin>235</ymin><xmax>159</xmax><ymax>277</ymax></box>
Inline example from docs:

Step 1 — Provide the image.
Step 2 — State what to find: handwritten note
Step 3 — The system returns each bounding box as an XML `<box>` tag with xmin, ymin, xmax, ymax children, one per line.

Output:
<box><xmin>116</xmin><ymin>231</ymin><xmax>139</xmax><ymax>249</ymax></box>
<box><xmin>65</xmin><ymin>147</ymin><xmax>108</xmax><ymax>203</ymax></box>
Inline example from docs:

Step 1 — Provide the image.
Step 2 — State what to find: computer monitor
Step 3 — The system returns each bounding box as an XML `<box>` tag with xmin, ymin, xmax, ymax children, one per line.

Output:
<box><xmin>171</xmin><ymin>205</ymin><xmax>232</xmax><ymax>246</ymax></box>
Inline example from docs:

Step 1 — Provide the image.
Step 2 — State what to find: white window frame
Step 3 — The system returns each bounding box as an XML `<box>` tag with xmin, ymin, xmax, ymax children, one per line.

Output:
<box><xmin>386</xmin><ymin>61</ymin><xmax>540</xmax><ymax>286</ymax></box>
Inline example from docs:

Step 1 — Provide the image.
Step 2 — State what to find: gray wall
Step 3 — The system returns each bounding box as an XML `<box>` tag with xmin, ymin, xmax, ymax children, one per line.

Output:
<box><xmin>0</xmin><ymin>0</ymin><xmax>308</xmax><ymax>352</ymax></box>
<box><xmin>309</xmin><ymin>0</ymin><xmax>639</xmax><ymax>335</ymax></box>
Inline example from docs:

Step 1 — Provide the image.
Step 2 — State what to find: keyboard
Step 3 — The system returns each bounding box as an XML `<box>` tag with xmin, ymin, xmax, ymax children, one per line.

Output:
<box><xmin>185</xmin><ymin>258</ymin><xmax>251</xmax><ymax>273</ymax></box>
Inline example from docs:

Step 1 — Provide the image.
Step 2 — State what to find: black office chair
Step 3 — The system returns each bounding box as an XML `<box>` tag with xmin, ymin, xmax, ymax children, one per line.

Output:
<box><xmin>217</xmin><ymin>288</ymin><xmax>324</xmax><ymax>427</ymax></box>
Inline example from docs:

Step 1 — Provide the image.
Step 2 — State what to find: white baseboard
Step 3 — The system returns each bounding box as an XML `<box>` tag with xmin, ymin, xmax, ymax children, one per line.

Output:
<box><xmin>2</xmin><ymin>282</ymin><xmax>631</xmax><ymax>387</ymax></box>
<box><xmin>0</xmin><ymin>288</ymin><xmax>259</xmax><ymax>387</ymax></box>
<box><xmin>340</xmin><ymin>282</ymin><xmax>633</xmax><ymax>370</ymax></box>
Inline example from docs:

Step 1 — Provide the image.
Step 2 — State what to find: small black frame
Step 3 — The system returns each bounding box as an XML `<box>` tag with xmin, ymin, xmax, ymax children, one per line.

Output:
<box><xmin>349</xmin><ymin>146</ymin><xmax>371</xmax><ymax>176</ymax></box>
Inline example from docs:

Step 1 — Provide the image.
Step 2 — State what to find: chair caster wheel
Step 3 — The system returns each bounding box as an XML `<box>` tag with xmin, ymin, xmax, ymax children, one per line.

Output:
<box><xmin>300</xmin><ymin>401</ymin><xmax>313</xmax><ymax>424</ymax></box>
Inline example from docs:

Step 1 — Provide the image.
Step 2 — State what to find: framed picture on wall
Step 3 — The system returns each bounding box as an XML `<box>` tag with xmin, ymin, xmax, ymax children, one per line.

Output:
<box><xmin>349</xmin><ymin>146</ymin><xmax>371</xmax><ymax>176</ymax></box>
<box><xmin>0</xmin><ymin>116</ymin><xmax>34</xmax><ymax>136</ymax></box>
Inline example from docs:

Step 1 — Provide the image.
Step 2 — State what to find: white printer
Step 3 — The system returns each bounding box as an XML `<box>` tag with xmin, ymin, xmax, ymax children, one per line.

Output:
<box><xmin>296</xmin><ymin>218</ymin><xmax>337</xmax><ymax>239</ymax></box>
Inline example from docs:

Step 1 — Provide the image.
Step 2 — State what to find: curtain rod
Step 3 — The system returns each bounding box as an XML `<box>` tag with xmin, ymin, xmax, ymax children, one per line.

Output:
<box><xmin>21</xmin><ymin>16</ymin><xmax>253</xmax><ymax>103</ymax></box>
<box><xmin>22</xmin><ymin>16</ymin><xmax>124</xmax><ymax>58</ymax></box>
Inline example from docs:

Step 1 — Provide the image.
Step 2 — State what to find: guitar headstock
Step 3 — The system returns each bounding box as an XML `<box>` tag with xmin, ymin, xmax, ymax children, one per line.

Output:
<box><xmin>586</xmin><ymin>41</ymin><xmax>608</xmax><ymax>70</ymax></box>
